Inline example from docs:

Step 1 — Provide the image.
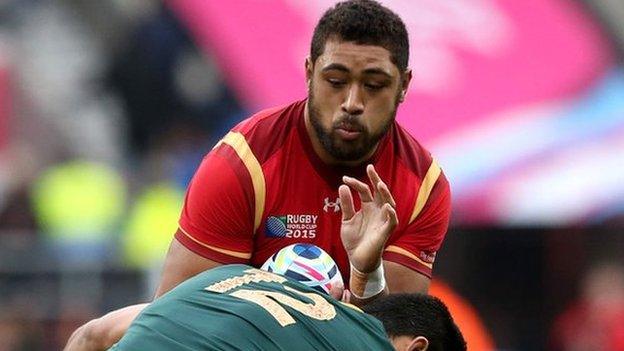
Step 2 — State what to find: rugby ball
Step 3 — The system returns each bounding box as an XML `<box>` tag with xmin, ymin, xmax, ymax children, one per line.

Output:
<box><xmin>261</xmin><ymin>243</ymin><xmax>343</xmax><ymax>294</ymax></box>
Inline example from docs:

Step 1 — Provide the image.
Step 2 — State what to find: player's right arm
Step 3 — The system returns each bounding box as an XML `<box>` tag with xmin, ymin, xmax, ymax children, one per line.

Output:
<box><xmin>154</xmin><ymin>238</ymin><xmax>223</xmax><ymax>297</ymax></box>
<box><xmin>67</xmin><ymin>242</ymin><xmax>223</xmax><ymax>350</ymax></box>
<box><xmin>63</xmin><ymin>304</ymin><xmax>148</xmax><ymax>351</ymax></box>
<box><xmin>156</xmin><ymin>143</ymin><xmax>257</xmax><ymax>297</ymax></box>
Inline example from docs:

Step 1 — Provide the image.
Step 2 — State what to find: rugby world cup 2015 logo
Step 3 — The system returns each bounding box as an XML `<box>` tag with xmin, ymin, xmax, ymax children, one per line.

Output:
<box><xmin>265</xmin><ymin>215</ymin><xmax>317</xmax><ymax>239</ymax></box>
<box><xmin>266</xmin><ymin>216</ymin><xmax>288</xmax><ymax>238</ymax></box>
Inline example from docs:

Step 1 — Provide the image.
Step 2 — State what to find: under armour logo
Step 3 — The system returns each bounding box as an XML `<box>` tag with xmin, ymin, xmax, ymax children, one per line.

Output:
<box><xmin>323</xmin><ymin>197</ymin><xmax>341</xmax><ymax>213</ymax></box>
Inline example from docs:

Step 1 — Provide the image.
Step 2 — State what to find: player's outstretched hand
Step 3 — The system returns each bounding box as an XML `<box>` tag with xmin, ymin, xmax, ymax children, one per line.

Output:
<box><xmin>339</xmin><ymin>164</ymin><xmax>398</xmax><ymax>274</ymax></box>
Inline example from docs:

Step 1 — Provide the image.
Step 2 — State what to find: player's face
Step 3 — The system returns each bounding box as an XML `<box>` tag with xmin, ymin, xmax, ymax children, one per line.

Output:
<box><xmin>306</xmin><ymin>39</ymin><xmax>411</xmax><ymax>164</ymax></box>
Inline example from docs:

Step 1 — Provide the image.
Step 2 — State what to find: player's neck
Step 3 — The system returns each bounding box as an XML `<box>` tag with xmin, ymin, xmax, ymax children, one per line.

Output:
<box><xmin>303</xmin><ymin>102</ymin><xmax>378</xmax><ymax>167</ymax></box>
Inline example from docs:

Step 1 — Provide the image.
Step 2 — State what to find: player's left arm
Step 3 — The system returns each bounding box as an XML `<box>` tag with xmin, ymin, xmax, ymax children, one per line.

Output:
<box><xmin>383</xmin><ymin>261</ymin><xmax>431</xmax><ymax>292</ymax></box>
<box><xmin>339</xmin><ymin>164</ymin><xmax>450</xmax><ymax>302</ymax></box>
<box><xmin>339</xmin><ymin>165</ymin><xmax>398</xmax><ymax>306</ymax></box>
<box><xmin>382</xmin><ymin>168</ymin><xmax>451</xmax><ymax>294</ymax></box>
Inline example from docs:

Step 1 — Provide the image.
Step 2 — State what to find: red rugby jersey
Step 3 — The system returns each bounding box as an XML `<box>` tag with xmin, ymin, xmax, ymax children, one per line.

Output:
<box><xmin>176</xmin><ymin>99</ymin><xmax>451</xmax><ymax>279</ymax></box>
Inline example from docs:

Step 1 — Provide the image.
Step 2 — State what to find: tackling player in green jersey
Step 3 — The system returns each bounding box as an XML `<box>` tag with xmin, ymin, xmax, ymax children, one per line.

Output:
<box><xmin>110</xmin><ymin>264</ymin><xmax>394</xmax><ymax>351</ymax></box>
<box><xmin>66</xmin><ymin>262</ymin><xmax>465</xmax><ymax>351</ymax></box>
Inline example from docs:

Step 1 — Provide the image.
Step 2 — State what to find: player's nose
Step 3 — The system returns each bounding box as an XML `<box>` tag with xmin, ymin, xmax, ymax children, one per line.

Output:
<box><xmin>341</xmin><ymin>85</ymin><xmax>364</xmax><ymax>115</ymax></box>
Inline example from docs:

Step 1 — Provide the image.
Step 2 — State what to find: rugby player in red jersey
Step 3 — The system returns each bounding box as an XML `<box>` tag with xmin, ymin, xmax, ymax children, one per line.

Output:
<box><xmin>162</xmin><ymin>0</ymin><xmax>451</xmax><ymax>300</ymax></box>
<box><xmin>68</xmin><ymin>0</ymin><xmax>453</xmax><ymax>347</ymax></box>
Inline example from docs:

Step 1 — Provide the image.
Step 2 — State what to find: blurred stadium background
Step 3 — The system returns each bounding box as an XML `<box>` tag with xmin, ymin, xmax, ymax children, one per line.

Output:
<box><xmin>0</xmin><ymin>0</ymin><xmax>623</xmax><ymax>350</ymax></box>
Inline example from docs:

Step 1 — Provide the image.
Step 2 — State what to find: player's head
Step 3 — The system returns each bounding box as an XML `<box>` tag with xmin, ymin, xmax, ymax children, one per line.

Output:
<box><xmin>305</xmin><ymin>0</ymin><xmax>411</xmax><ymax>164</ymax></box>
<box><xmin>363</xmin><ymin>294</ymin><xmax>467</xmax><ymax>351</ymax></box>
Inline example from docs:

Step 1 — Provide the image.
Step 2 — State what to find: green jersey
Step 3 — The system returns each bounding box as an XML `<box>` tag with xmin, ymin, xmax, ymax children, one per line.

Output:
<box><xmin>111</xmin><ymin>265</ymin><xmax>394</xmax><ymax>351</ymax></box>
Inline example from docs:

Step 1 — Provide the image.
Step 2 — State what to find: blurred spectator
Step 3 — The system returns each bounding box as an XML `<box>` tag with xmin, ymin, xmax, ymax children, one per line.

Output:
<box><xmin>121</xmin><ymin>182</ymin><xmax>184</xmax><ymax>269</ymax></box>
<box><xmin>108</xmin><ymin>4</ymin><xmax>244</xmax><ymax>157</ymax></box>
<box><xmin>0</xmin><ymin>186</ymin><xmax>37</xmax><ymax>233</ymax></box>
<box><xmin>0</xmin><ymin>51</ymin><xmax>8</xmax><ymax>151</ymax></box>
<box><xmin>550</xmin><ymin>262</ymin><xmax>624</xmax><ymax>351</ymax></box>
<box><xmin>31</xmin><ymin>161</ymin><xmax>126</xmax><ymax>265</ymax></box>
<box><xmin>121</xmin><ymin>182</ymin><xmax>184</xmax><ymax>295</ymax></box>
<box><xmin>5</xmin><ymin>0</ymin><xmax>125</xmax><ymax>166</ymax></box>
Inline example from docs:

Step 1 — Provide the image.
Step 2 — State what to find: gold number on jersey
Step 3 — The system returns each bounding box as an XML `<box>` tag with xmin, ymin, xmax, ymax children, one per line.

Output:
<box><xmin>206</xmin><ymin>269</ymin><xmax>336</xmax><ymax>327</ymax></box>
<box><xmin>230</xmin><ymin>286</ymin><xmax>336</xmax><ymax>327</ymax></box>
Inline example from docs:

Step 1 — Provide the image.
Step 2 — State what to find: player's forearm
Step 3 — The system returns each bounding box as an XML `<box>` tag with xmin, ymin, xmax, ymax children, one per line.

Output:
<box><xmin>64</xmin><ymin>303</ymin><xmax>149</xmax><ymax>351</ymax></box>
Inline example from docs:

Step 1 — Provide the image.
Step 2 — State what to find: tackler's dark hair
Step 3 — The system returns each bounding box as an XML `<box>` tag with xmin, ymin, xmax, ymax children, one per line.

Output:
<box><xmin>363</xmin><ymin>294</ymin><xmax>467</xmax><ymax>351</ymax></box>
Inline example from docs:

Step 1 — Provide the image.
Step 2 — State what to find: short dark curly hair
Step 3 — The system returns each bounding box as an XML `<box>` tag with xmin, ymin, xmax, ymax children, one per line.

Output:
<box><xmin>310</xmin><ymin>0</ymin><xmax>409</xmax><ymax>72</ymax></box>
<box><xmin>363</xmin><ymin>294</ymin><xmax>467</xmax><ymax>351</ymax></box>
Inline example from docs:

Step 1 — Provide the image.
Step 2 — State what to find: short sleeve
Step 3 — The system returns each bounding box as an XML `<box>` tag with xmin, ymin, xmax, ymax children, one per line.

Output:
<box><xmin>176</xmin><ymin>150</ymin><xmax>255</xmax><ymax>264</ymax></box>
<box><xmin>383</xmin><ymin>173</ymin><xmax>451</xmax><ymax>278</ymax></box>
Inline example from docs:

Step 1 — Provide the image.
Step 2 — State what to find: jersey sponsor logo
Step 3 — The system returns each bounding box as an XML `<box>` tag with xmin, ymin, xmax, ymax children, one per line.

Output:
<box><xmin>265</xmin><ymin>215</ymin><xmax>318</xmax><ymax>239</ymax></box>
<box><xmin>323</xmin><ymin>197</ymin><xmax>341</xmax><ymax>213</ymax></box>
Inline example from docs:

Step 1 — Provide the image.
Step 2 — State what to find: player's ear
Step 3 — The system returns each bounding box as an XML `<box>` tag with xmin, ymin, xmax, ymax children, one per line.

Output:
<box><xmin>398</xmin><ymin>69</ymin><xmax>412</xmax><ymax>103</ymax></box>
<box><xmin>407</xmin><ymin>336</ymin><xmax>428</xmax><ymax>351</ymax></box>
<box><xmin>305</xmin><ymin>56</ymin><xmax>314</xmax><ymax>89</ymax></box>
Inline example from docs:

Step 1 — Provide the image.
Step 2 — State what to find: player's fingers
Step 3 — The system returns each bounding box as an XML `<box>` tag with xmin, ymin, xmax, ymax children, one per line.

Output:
<box><xmin>338</xmin><ymin>185</ymin><xmax>356</xmax><ymax>221</ymax></box>
<box><xmin>329</xmin><ymin>280</ymin><xmax>345</xmax><ymax>301</ymax></box>
<box><xmin>380</xmin><ymin>203</ymin><xmax>399</xmax><ymax>235</ymax></box>
<box><xmin>342</xmin><ymin>289</ymin><xmax>352</xmax><ymax>304</ymax></box>
<box><xmin>367</xmin><ymin>165</ymin><xmax>396</xmax><ymax>208</ymax></box>
<box><xmin>377</xmin><ymin>181</ymin><xmax>397</xmax><ymax>208</ymax></box>
<box><xmin>342</xmin><ymin>176</ymin><xmax>374</xmax><ymax>203</ymax></box>
<box><xmin>366</xmin><ymin>164</ymin><xmax>383</xmax><ymax>203</ymax></box>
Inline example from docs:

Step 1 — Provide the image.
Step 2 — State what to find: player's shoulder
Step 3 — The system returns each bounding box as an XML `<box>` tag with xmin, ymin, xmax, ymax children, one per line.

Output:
<box><xmin>174</xmin><ymin>264</ymin><xmax>259</xmax><ymax>293</ymax></box>
<box><xmin>234</xmin><ymin>101</ymin><xmax>301</xmax><ymax>133</ymax></box>
<box><xmin>227</xmin><ymin>99</ymin><xmax>306</xmax><ymax>163</ymax></box>
<box><xmin>390</xmin><ymin>121</ymin><xmax>439</xmax><ymax>178</ymax></box>
<box><xmin>204</xmin><ymin>263</ymin><xmax>256</xmax><ymax>276</ymax></box>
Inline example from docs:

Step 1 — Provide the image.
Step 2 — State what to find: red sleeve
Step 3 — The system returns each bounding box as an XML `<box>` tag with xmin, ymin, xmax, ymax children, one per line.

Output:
<box><xmin>383</xmin><ymin>173</ymin><xmax>451</xmax><ymax>278</ymax></box>
<box><xmin>176</xmin><ymin>149</ymin><xmax>254</xmax><ymax>264</ymax></box>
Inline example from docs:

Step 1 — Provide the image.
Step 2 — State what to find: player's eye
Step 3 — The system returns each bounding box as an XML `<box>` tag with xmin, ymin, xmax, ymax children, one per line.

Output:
<box><xmin>327</xmin><ymin>79</ymin><xmax>346</xmax><ymax>88</ymax></box>
<box><xmin>364</xmin><ymin>83</ymin><xmax>384</xmax><ymax>91</ymax></box>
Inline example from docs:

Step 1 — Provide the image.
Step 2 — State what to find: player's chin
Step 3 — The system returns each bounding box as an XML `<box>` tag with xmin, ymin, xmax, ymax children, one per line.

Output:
<box><xmin>330</xmin><ymin>138</ymin><xmax>366</xmax><ymax>158</ymax></box>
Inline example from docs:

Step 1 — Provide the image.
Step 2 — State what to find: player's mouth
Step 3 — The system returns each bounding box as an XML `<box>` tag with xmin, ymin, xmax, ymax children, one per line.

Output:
<box><xmin>335</xmin><ymin>123</ymin><xmax>363</xmax><ymax>141</ymax></box>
